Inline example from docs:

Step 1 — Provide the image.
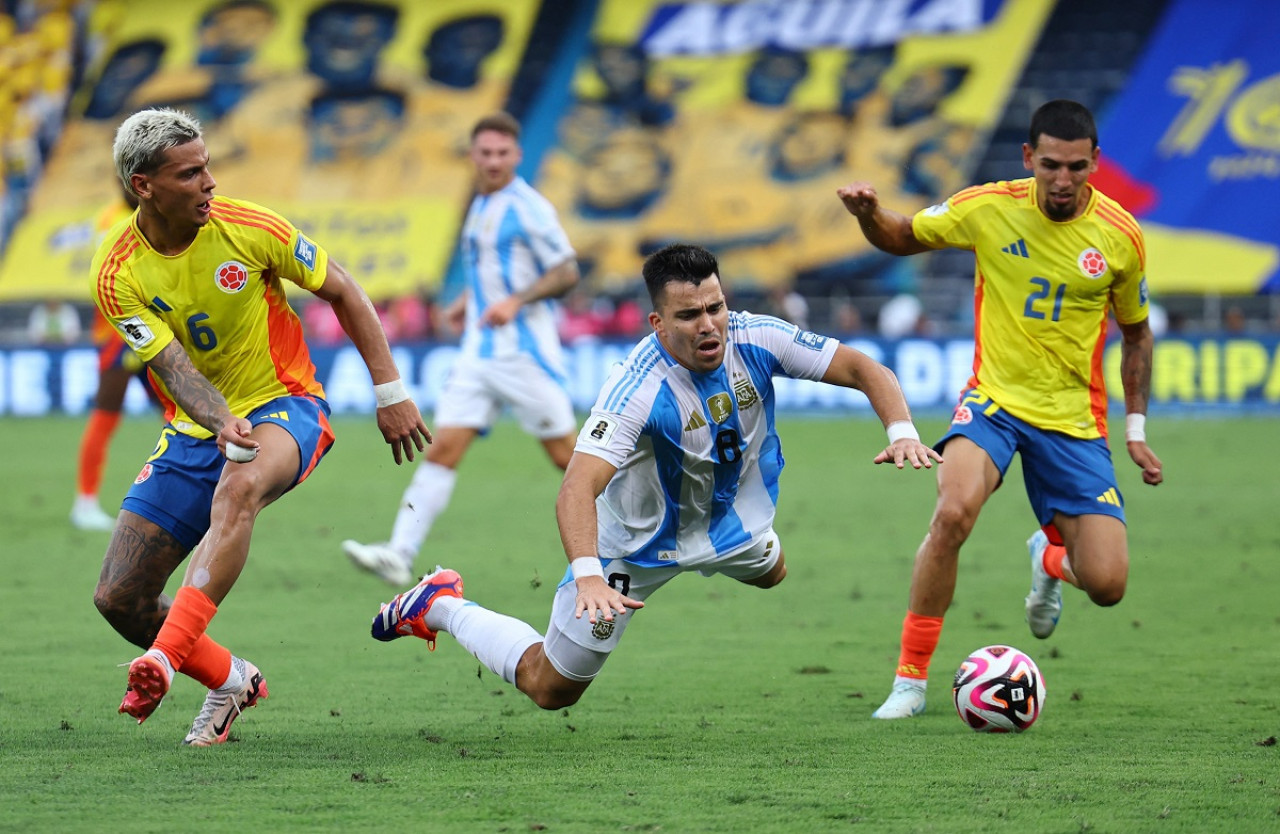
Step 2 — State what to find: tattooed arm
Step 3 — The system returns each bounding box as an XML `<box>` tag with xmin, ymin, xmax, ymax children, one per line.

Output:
<box><xmin>1118</xmin><ymin>318</ymin><xmax>1162</xmax><ymax>485</ymax></box>
<box><xmin>148</xmin><ymin>340</ymin><xmax>256</xmax><ymax>457</ymax></box>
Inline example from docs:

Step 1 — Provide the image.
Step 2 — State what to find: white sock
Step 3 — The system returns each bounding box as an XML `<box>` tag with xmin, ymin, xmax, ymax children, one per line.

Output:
<box><xmin>894</xmin><ymin>674</ymin><xmax>926</xmax><ymax>690</ymax></box>
<box><xmin>215</xmin><ymin>656</ymin><xmax>247</xmax><ymax>693</ymax></box>
<box><xmin>441</xmin><ymin>600</ymin><xmax>541</xmax><ymax>685</ymax></box>
<box><xmin>390</xmin><ymin>462</ymin><xmax>457</xmax><ymax>560</ymax></box>
<box><xmin>144</xmin><ymin>648</ymin><xmax>176</xmax><ymax>685</ymax></box>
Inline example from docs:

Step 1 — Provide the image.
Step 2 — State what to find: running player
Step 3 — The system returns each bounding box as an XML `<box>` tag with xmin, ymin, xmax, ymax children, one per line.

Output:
<box><xmin>92</xmin><ymin>107</ymin><xmax>430</xmax><ymax>744</ymax></box>
<box><xmin>342</xmin><ymin>112</ymin><xmax>580</xmax><ymax>585</ymax></box>
<box><xmin>837</xmin><ymin>99</ymin><xmax>1164</xmax><ymax>719</ymax></box>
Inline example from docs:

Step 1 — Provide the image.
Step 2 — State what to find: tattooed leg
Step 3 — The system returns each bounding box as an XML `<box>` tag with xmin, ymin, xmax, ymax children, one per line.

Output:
<box><xmin>93</xmin><ymin>510</ymin><xmax>189</xmax><ymax>649</ymax></box>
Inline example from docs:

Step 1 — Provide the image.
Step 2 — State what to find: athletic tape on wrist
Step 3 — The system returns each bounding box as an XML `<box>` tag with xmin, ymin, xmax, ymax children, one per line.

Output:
<box><xmin>1125</xmin><ymin>413</ymin><xmax>1146</xmax><ymax>443</ymax></box>
<box><xmin>570</xmin><ymin>557</ymin><xmax>605</xmax><ymax>581</ymax></box>
<box><xmin>886</xmin><ymin>421</ymin><xmax>920</xmax><ymax>444</ymax></box>
<box><xmin>374</xmin><ymin>379</ymin><xmax>409</xmax><ymax>408</ymax></box>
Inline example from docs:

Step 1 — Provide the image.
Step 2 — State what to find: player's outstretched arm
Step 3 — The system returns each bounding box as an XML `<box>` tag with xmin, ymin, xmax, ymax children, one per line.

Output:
<box><xmin>313</xmin><ymin>259</ymin><xmax>431</xmax><ymax>464</ymax></box>
<box><xmin>555</xmin><ymin>451</ymin><xmax>642</xmax><ymax>624</ymax></box>
<box><xmin>836</xmin><ymin>182</ymin><xmax>931</xmax><ymax>256</ymax></box>
<box><xmin>148</xmin><ymin>340</ymin><xmax>256</xmax><ymax>459</ymax></box>
<box><xmin>1118</xmin><ymin>318</ymin><xmax>1163</xmax><ymax>486</ymax></box>
<box><xmin>821</xmin><ymin>344</ymin><xmax>942</xmax><ymax>470</ymax></box>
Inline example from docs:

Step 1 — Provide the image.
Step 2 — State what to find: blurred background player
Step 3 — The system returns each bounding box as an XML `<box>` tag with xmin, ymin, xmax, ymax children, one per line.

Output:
<box><xmin>366</xmin><ymin>243</ymin><xmax>939</xmax><ymax>712</ymax></box>
<box><xmin>71</xmin><ymin>184</ymin><xmax>143</xmax><ymax>531</ymax></box>
<box><xmin>342</xmin><ymin>112</ymin><xmax>580</xmax><ymax>585</ymax></box>
<box><xmin>837</xmin><ymin>99</ymin><xmax>1163</xmax><ymax>720</ymax></box>
<box><xmin>92</xmin><ymin>107</ymin><xmax>430</xmax><ymax>745</ymax></box>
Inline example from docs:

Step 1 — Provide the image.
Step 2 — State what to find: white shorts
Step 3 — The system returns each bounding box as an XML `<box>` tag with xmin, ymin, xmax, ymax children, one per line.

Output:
<box><xmin>433</xmin><ymin>353</ymin><xmax>577</xmax><ymax>438</ymax></box>
<box><xmin>541</xmin><ymin>529</ymin><xmax>783</xmax><ymax>682</ymax></box>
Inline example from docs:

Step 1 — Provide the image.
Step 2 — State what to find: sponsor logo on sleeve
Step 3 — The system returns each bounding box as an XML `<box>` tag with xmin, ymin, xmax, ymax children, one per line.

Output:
<box><xmin>214</xmin><ymin>260</ymin><xmax>249</xmax><ymax>293</ymax></box>
<box><xmin>294</xmin><ymin>234</ymin><xmax>317</xmax><ymax>270</ymax></box>
<box><xmin>793</xmin><ymin>329</ymin><xmax>828</xmax><ymax>351</ymax></box>
<box><xmin>1139</xmin><ymin>276</ymin><xmax>1149</xmax><ymax>306</ymax></box>
<box><xmin>923</xmin><ymin>201</ymin><xmax>950</xmax><ymax>216</ymax></box>
<box><xmin>117</xmin><ymin>316</ymin><xmax>155</xmax><ymax>349</ymax></box>
<box><xmin>585</xmin><ymin>416</ymin><xmax>618</xmax><ymax>446</ymax></box>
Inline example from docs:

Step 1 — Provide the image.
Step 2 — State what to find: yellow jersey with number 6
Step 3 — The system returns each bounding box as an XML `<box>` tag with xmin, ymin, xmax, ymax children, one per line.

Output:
<box><xmin>912</xmin><ymin>177</ymin><xmax>1148</xmax><ymax>439</ymax></box>
<box><xmin>91</xmin><ymin>195</ymin><xmax>330</xmax><ymax>438</ymax></box>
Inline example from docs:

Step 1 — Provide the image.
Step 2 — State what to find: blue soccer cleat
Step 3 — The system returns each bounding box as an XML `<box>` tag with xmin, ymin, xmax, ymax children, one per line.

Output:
<box><xmin>371</xmin><ymin>566</ymin><xmax>464</xmax><ymax>648</ymax></box>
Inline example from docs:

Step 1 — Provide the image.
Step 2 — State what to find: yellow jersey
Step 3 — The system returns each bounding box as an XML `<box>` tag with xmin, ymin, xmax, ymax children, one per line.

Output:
<box><xmin>912</xmin><ymin>177</ymin><xmax>1148</xmax><ymax>439</ymax></box>
<box><xmin>91</xmin><ymin>196</ymin><xmax>330</xmax><ymax>437</ymax></box>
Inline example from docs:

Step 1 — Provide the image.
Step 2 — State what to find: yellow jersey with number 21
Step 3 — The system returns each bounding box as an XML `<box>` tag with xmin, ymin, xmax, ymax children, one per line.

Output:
<box><xmin>92</xmin><ymin>195</ymin><xmax>330</xmax><ymax>438</ymax></box>
<box><xmin>912</xmin><ymin>177</ymin><xmax>1148</xmax><ymax>440</ymax></box>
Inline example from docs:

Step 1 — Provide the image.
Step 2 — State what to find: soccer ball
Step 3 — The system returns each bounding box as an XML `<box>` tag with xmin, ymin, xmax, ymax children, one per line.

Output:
<box><xmin>952</xmin><ymin>645</ymin><xmax>1045</xmax><ymax>733</ymax></box>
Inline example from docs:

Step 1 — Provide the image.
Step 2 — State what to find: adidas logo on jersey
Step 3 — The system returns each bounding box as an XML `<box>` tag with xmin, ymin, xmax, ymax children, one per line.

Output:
<box><xmin>1095</xmin><ymin>488</ymin><xmax>1121</xmax><ymax>506</ymax></box>
<box><xmin>1001</xmin><ymin>239</ymin><xmax>1029</xmax><ymax>257</ymax></box>
<box><xmin>684</xmin><ymin>411</ymin><xmax>707</xmax><ymax>432</ymax></box>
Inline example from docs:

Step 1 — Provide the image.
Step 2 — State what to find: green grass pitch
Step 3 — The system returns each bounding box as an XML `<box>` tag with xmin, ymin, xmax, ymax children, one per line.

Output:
<box><xmin>1</xmin><ymin>414</ymin><xmax>1276</xmax><ymax>832</ymax></box>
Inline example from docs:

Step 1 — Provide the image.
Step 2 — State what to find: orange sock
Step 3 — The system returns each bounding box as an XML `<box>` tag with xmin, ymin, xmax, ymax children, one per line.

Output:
<box><xmin>1042</xmin><ymin>544</ymin><xmax>1068</xmax><ymax>580</ymax></box>
<box><xmin>1040</xmin><ymin>524</ymin><xmax>1068</xmax><ymax>580</ymax></box>
<box><xmin>77</xmin><ymin>409</ymin><xmax>121</xmax><ymax>496</ymax></box>
<box><xmin>895</xmin><ymin>611</ymin><xmax>944</xmax><ymax>680</ymax></box>
<box><xmin>181</xmin><ymin>635</ymin><xmax>234</xmax><ymax>689</ymax></box>
<box><xmin>152</xmin><ymin>586</ymin><xmax>219</xmax><ymax>673</ymax></box>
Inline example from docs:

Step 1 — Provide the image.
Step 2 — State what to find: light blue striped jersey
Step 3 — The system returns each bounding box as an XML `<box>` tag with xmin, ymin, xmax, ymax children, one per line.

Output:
<box><xmin>459</xmin><ymin>176</ymin><xmax>575</xmax><ymax>374</ymax></box>
<box><xmin>576</xmin><ymin>311</ymin><xmax>839</xmax><ymax>568</ymax></box>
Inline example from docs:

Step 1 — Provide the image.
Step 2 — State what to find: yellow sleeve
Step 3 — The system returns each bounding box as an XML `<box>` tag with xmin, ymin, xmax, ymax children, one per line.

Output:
<box><xmin>89</xmin><ymin>237</ymin><xmax>175</xmax><ymax>363</ymax></box>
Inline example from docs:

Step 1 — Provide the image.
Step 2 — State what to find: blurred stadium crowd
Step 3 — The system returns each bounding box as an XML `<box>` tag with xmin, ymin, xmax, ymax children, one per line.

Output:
<box><xmin>3</xmin><ymin>0</ymin><xmax>1278</xmax><ymax>350</ymax></box>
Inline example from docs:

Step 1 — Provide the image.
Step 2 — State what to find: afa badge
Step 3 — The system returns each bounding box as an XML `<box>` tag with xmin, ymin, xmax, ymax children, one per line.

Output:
<box><xmin>215</xmin><ymin>260</ymin><xmax>249</xmax><ymax>293</ymax></box>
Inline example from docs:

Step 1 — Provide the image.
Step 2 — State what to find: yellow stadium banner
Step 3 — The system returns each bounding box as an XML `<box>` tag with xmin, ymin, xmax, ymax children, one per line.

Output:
<box><xmin>0</xmin><ymin>0</ymin><xmax>539</xmax><ymax>302</ymax></box>
<box><xmin>538</xmin><ymin>0</ymin><xmax>1056</xmax><ymax>292</ymax></box>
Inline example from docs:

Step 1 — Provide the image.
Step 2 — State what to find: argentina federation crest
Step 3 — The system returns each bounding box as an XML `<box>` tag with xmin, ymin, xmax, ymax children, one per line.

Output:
<box><xmin>591</xmin><ymin>618</ymin><xmax>616</xmax><ymax>640</ymax></box>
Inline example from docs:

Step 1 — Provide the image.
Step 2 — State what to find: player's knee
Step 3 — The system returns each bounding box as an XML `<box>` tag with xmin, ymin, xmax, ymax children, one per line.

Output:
<box><xmin>1085</xmin><ymin>576</ymin><xmax>1126</xmax><ymax>607</ymax></box>
<box><xmin>93</xmin><ymin>587</ymin><xmax>148</xmax><ymax>647</ymax></box>
<box><xmin>744</xmin><ymin>561</ymin><xmax>786</xmax><ymax>589</ymax></box>
<box><xmin>528</xmin><ymin>686</ymin><xmax>583</xmax><ymax>711</ymax></box>
<box><xmin>930</xmin><ymin>502</ymin><xmax>977</xmax><ymax>544</ymax></box>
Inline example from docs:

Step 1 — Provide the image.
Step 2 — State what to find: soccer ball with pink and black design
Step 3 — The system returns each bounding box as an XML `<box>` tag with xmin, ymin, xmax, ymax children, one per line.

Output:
<box><xmin>953</xmin><ymin>645</ymin><xmax>1046</xmax><ymax>733</ymax></box>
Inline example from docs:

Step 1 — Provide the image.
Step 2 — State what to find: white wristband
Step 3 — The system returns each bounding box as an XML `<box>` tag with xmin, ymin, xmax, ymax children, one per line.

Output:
<box><xmin>886</xmin><ymin>421</ymin><xmax>920</xmax><ymax>444</ymax></box>
<box><xmin>373</xmin><ymin>379</ymin><xmax>410</xmax><ymax>408</ymax></box>
<box><xmin>570</xmin><ymin>557</ymin><xmax>604</xmax><ymax>581</ymax></box>
<box><xmin>1124</xmin><ymin>413</ymin><xmax>1146</xmax><ymax>443</ymax></box>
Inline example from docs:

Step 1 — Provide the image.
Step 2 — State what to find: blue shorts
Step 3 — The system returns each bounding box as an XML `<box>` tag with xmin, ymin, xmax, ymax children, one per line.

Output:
<box><xmin>122</xmin><ymin>395</ymin><xmax>334</xmax><ymax>550</ymax></box>
<box><xmin>938</xmin><ymin>389</ymin><xmax>1124</xmax><ymax>527</ymax></box>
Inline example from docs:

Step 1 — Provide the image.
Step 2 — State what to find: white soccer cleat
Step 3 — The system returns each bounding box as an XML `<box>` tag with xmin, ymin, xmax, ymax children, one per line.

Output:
<box><xmin>71</xmin><ymin>497</ymin><xmax>116</xmax><ymax>531</ymax></box>
<box><xmin>183</xmin><ymin>658</ymin><xmax>268</xmax><ymax>746</ymax></box>
<box><xmin>1025</xmin><ymin>530</ymin><xmax>1063</xmax><ymax>639</ymax></box>
<box><xmin>872</xmin><ymin>680</ymin><xmax>927</xmax><ymax>719</ymax></box>
<box><xmin>342</xmin><ymin>539</ymin><xmax>415</xmax><ymax>586</ymax></box>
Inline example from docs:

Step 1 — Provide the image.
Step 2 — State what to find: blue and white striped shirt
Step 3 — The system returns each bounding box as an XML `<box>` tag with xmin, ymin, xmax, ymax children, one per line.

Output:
<box><xmin>459</xmin><ymin>176</ymin><xmax>575</xmax><ymax>373</ymax></box>
<box><xmin>576</xmin><ymin>311</ymin><xmax>839</xmax><ymax>568</ymax></box>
